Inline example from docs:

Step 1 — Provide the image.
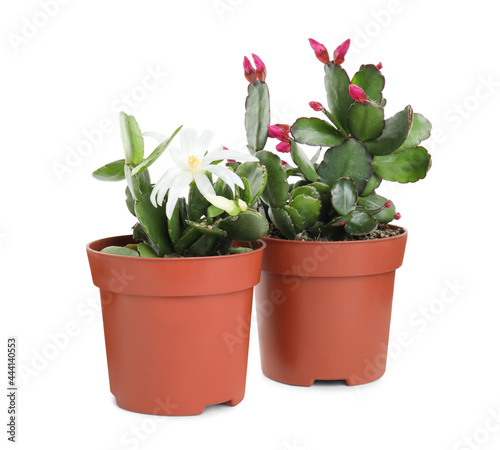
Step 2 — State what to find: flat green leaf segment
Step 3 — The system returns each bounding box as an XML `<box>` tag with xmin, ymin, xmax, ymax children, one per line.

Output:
<box><xmin>324</xmin><ymin>62</ymin><xmax>352</xmax><ymax>136</ymax></box>
<box><xmin>120</xmin><ymin>112</ymin><xmax>144</xmax><ymax>165</ymax></box>
<box><xmin>236</xmin><ymin>162</ymin><xmax>268</xmax><ymax>207</ymax></box>
<box><xmin>373</xmin><ymin>146</ymin><xmax>431</xmax><ymax>182</ymax></box>
<box><xmin>351</xmin><ymin>64</ymin><xmax>385</xmax><ymax>103</ymax></box>
<box><xmin>218</xmin><ymin>210</ymin><xmax>269</xmax><ymax>242</ymax></box>
<box><xmin>92</xmin><ymin>159</ymin><xmax>125</xmax><ymax>181</ymax></box>
<box><xmin>397</xmin><ymin>113</ymin><xmax>432</xmax><ymax>151</ymax></box>
<box><xmin>245</xmin><ymin>81</ymin><xmax>270</xmax><ymax>153</ymax></box>
<box><xmin>348</xmin><ymin>102</ymin><xmax>384</xmax><ymax>141</ymax></box>
<box><xmin>318</xmin><ymin>139</ymin><xmax>373</xmax><ymax>193</ymax></box>
<box><xmin>331</xmin><ymin>178</ymin><xmax>358</xmax><ymax>215</ymax></box>
<box><xmin>364</xmin><ymin>105</ymin><xmax>413</xmax><ymax>155</ymax></box>
<box><xmin>131</xmin><ymin>125</ymin><xmax>182</xmax><ymax>175</ymax></box>
<box><xmin>291</xmin><ymin>139</ymin><xmax>318</xmax><ymax>182</ymax></box>
<box><xmin>344</xmin><ymin>210</ymin><xmax>377</xmax><ymax>235</ymax></box>
<box><xmin>256</xmin><ymin>150</ymin><xmax>289</xmax><ymax>207</ymax></box>
<box><xmin>291</xmin><ymin>118</ymin><xmax>344</xmax><ymax>147</ymax></box>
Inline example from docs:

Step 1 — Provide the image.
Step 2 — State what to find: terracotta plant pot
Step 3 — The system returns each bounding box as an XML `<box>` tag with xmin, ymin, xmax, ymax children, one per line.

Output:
<box><xmin>255</xmin><ymin>226</ymin><xmax>407</xmax><ymax>386</ymax></box>
<box><xmin>87</xmin><ymin>235</ymin><xmax>265</xmax><ymax>416</ymax></box>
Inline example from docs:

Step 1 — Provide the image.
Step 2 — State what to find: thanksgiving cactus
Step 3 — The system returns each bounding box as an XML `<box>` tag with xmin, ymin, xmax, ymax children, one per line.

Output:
<box><xmin>242</xmin><ymin>40</ymin><xmax>431</xmax><ymax>239</ymax></box>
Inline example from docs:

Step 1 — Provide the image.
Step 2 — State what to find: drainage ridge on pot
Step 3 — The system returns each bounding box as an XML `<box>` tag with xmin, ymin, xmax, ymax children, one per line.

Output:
<box><xmin>87</xmin><ymin>235</ymin><xmax>266</xmax><ymax>416</ymax></box>
<box><xmin>255</xmin><ymin>226</ymin><xmax>407</xmax><ymax>387</ymax></box>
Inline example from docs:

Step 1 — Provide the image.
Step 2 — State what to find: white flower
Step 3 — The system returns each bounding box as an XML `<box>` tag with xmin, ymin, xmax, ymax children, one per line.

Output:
<box><xmin>150</xmin><ymin>128</ymin><xmax>258</xmax><ymax>218</ymax></box>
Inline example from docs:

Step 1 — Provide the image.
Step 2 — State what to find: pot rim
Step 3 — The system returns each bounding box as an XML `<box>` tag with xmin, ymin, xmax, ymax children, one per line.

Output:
<box><xmin>86</xmin><ymin>234</ymin><xmax>266</xmax><ymax>261</ymax></box>
<box><xmin>261</xmin><ymin>225</ymin><xmax>407</xmax><ymax>246</ymax></box>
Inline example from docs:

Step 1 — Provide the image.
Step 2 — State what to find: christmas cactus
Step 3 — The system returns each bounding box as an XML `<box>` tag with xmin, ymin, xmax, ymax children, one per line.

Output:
<box><xmin>242</xmin><ymin>39</ymin><xmax>432</xmax><ymax>240</ymax></box>
<box><xmin>92</xmin><ymin>113</ymin><xmax>269</xmax><ymax>256</ymax></box>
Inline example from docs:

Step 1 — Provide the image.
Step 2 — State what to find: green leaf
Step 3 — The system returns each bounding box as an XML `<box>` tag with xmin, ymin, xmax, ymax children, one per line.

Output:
<box><xmin>188</xmin><ymin>181</ymin><xmax>210</xmax><ymax>221</ymax></box>
<box><xmin>289</xmin><ymin>195</ymin><xmax>321</xmax><ymax>229</ymax></box>
<box><xmin>217</xmin><ymin>210</ymin><xmax>269</xmax><ymax>242</ymax></box>
<box><xmin>137</xmin><ymin>243</ymin><xmax>159</xmax><ymax>258</ymax></box>
<box><xmin>119</xmin><ymin>112</ymin><xmax>144</xmax><ymax>165</ymax></box>
<box><xmin>329</xmin><ymin>213</ymin><xmax>353</xmax><ymax>227</ymax></box>
<box><xmin>292</xmin><ymin>185</ymin><xmax>321</xmax><ymax>200</ymax></box>
<box><xmin>256</xmin><ymin>151</ymin><xmax>289</xmax><ymax>207</ymax></box>
<box><xmin>373</xmin><ymin>146</ymin><xmax>431</xmax><ymax>183</ymax></box>
<box><xmin>331</xmin><ymin>178</ymin><xmax>358</xmax><ymax>215</ymax></box>
<box><xmin>131</xmin><ymin>125</ymin><xmax>182</xmax><ymax>176</ymax></box>
<box><xmin>185</xmin><ymin>220</ymin><xmax>226</xmax><ymax>237</ymax></box>
<box><xmin>290</xmin><ymin>139</ymin><xmax>319</xmax><ymax>182</ymax></box>
<box><xmin>269</xmin><ymin>207</ymin><xmax>296</xmax><ymax>239</ymax></box>
<box><xmin>324</xmin><ymin>62</ymin><xmax>352</xmax><ymax>136</ymax></box>
<box><xmin>364</xmin><ymin>106</ymin><xmax>413</xmax><ymax>156</ymax></box>
<box><xmin>184</xmin><ymin>235</ymin><xmax>218</xmax><ymax>257</ymax></box>
<box><xmin>134</xmin><ymin>191</ymin><xmax>173</xmax><ymax>256</ymax></box>
<box><xmin>318</xmin><ymin>139</ymin><xmax>373</xmax><ymax>193</ymax></box>
<box><xmin>236</xmin><ymin>161</ymin><xmax>268</xmax><ymax>207</ymax></box>
<box><xmin>174</xmin><ymin>227</ymin><xmax>202</xmax><ymax>255</ymax></box>
<box><xmin>310</xmin><ymin>181</ymin><xmax>333</xmax><ymax>221</ymax></box>
<box><xmin>93</xmin><ymin>159</ymin><xmax>125</xmax><ymax>181</ymax></box>
<box><xmin>125</xmin><ymin>186</ymin><xmax>136</xmax><ymax>217</ymax></box>
<box><xmin>245</xmin><ymin>80</ymin><xmax>270</xmax><ymax>153</ymax></box>
<box><xmin>360</xmin><ymin>173</ymin><xmax>382</xmax><ymax>197</ymax></box>
<box><xmin>101</xmin><ymin>246</ymin><xmax>139</xmax><ymax>257</ymax></box>
<box><xmin>207</xmin><ymin>205</ymin><xmax>224</xmax><ymax>218</ymax></box>
<box><xmin>351</xmin><ymin>64</ymin><xmax>385</xmax><ymax>104</ymax></box>
<box><xmin>291</xmin><ymin>117</ymin><xmax>344</xmax><ymax>147</ymax></box>
<box><xmin>229</xmin><ymin>247</ymin><xmax>253</xmax><ymax>254</ymax></box>
<box><xmin>344</xmin><ymin>210</ymin><xmax>378</xmax><ymax>235</ymax></box>
<box><xmin>168</xmin><ymin>200</ymin><xmax>183</xmax><ymax>244</ymax></box>
<box><xmin>348</xmin><ymin>102</ymin><xmax>385</xmax><ymax>142</ymax></box>
<box><xmin>396</xmin><ymin>113</ymin><xmax>432</xmax><ymax>151</ymax></box>
<box><xmin>358</xmin><ymin>193</ymin><xmax>395</xmax><ymax>223</ymax></box>
<box><xmin>284</xmin><ymin>205</ymin><xmax>306</xmax><ymax>233</ymax></box>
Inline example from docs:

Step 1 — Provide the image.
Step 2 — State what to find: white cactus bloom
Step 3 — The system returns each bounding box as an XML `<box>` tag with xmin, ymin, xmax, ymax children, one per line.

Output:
<box><xmin>150</xmin><ymin>128</ymin><xmax>257</xmax><ymax>218</ymax></box>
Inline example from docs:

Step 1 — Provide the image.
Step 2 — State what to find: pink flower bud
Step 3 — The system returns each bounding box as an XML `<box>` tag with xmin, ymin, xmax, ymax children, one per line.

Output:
<box><xmin>226</xmin><ymin>159</ymin><xmax>237</xmax><ymax>167</ymax></box>
<box><xmin>349</xmin><ymin>84</ymin><xmax>367</xmax><ymax>103</ymax></box>
<box><xmin>339</xmin><ymin>221</ymin><xmax>345</xmax><ymax>226</ymax></box>
<box><xmin>252</xmin><ymin>53</ymin><xmax>267</xmax><ymax>82</ymax></box>
<box><xmin>276</xmin><ymin>142</ymin><xmax>292</xmax><ymax>153</ymax></box>
<box><xmin>384</xmin><ymin>201</ymin><xmax>392</xmax><ymax>208</ymax></box>
<box><xmin>308</xmin><ymin>38</ymin><xmax>330</xmax><ymax>64</ymax></box>
<box><xmin>394</xmin><ymin>212</ymin><xmax>401</xmax><ymax>220</ymax></box>
<box><xmin>243</xmin><ymin>56</ymin><xmax>256</xmax><ymax>83</ymax></box>
<box><xmin>376</xmin><ymin>62</ymin><xmax>383</xmax><ymax>70</ymax></box>
<box><xmin>309</xmin><ymin>101</ymin><xmax>324</xmax><ymax>112</ymax></box>
<box><xmin>275</xmin><ymin>124</ymin><xmax>291</xmax><ymax>133</ymax></box>
<box><xmin>268</xmin><ymin>125</ymin><xmax>290</xmax><ymax>142</ymax></box>
<box><xmin>333</xmin><ymin>39</ymin><xmax>350</xmax><ymax>65</ymax></box>
<box><xmin>281</xmin><ymin>160</ymin><xmax>288</xmax><ymax>167</ymax></box>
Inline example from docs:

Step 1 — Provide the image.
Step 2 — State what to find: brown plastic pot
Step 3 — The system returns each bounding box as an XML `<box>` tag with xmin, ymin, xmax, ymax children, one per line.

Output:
<box><xmin>86</xmin><ymin>235</ymin><xmax>265</xmax><ymax>416</ymax></box>
<box><xmin>255</xmin><ymin>226</ymin><xmax>407</xmax><ymax>386</ymax></box>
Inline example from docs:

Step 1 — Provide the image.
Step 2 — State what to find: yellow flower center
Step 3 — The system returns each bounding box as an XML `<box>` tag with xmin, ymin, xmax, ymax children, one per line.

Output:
<box><xmin>188</xmin><ymin>155</ymin><xmax>200</xmax><ymax>171</ymax></box>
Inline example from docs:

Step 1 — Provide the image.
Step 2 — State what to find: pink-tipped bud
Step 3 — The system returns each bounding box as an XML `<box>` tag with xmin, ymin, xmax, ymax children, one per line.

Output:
<box><xmin>268</xmin><ymin>125</ymin><xmax>290</xmax><ymax>142</ymax></box>
<box><xmin>281</xmin><ymin>160</ymin><xmax>288</xmax><ymax>167</ymax></box>
<box><xmin>308</xmin><ymin>38</ymin><xmax>330</xmax><ymax>64</ymax></box>
<box><xmin>243</xmin><ymin>56</ymin><xmax>256</xmax><ymax>83</ymax></box>
<box><xmin>394</xmin><ymin>212</ymin><xmax>401</xmax><ymax>220</ymax></box>
<box><xmin>339</xmin><ymin>221</ymin><xmax>345</xmax><ymax>226</ymax></box>
<box><xmin>276</xmin><ymin>142</ymin><xmax>292</xmax><ymax>153</ymax></box>
<box><xmin>275</xmin><ymin>123</ymin><xmax>291</xmax><ymax>133</ymax></box>
<box><xmin>384</xmin><ymin>201</ymin><xmax>392</xmax><ymax>208</ymax></box>
<box><xmin>349</xmin><ymin>84</ymin><xmax>367</xmax><ymax>103</ymax></box>
<box><xmin>226</xmin><ymin>158</ymin><xmax>236</xmax><ymax>167</ymax></box>
<box><xmin>333</xmin><ymin>39</ymin><xmax>350</xmax><ymax>65</ymax></box>
<box><xmin>309</xmin><ymin>101</ymin><xmax>324</xmax><ymax>112</ymax></box>
<box><xmin>376</xmin><ymin>62</ymin><xmax>383</xmax><ymax>70</ymax></box>
<box><xmin>252</xmin><ymin>53</ymin><xmax>267</xmax><ymax>82</ymax></box>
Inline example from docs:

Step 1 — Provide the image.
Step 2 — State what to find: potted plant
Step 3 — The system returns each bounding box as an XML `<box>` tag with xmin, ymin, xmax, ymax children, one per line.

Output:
<box><xmin>240</xmin><ymin>40</ymin><xmax>432</xmax><ymax>386</ymax></box>
<box><xmin>86</xmin><ymin>113</ymin><xmax>269</xmax><ymax>415</ymax></box>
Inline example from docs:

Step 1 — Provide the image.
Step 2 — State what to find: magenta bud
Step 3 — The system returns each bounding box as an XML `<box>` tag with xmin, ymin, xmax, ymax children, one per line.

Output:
<box><xmin>252</xmin><ymin>53</ymin><xmax>267</xmax><ymax>82</ymax></box>
<box><xmin>395</xmin><ymin>212</ymin><xmax>401</xmax><ymax>220</ymax></box>
<box><xmin>268</xmin><ymin>125</ymin><xmax>290</xmax><ymax>142</ymax></box>
<box><xmin>384</xmin><ymin>201</ymin><xmax>392</xmax><ymax>208</ymax></box>
<box><xmin>333</xmin><ymin>39</ymin><xmax>350</xmax><ymax>65</ymax></box>
<box><xmin>339</xmin><ymin>221</ymin><xmax>345</xmax><ymax>226</ymax></box>
<box><xmin>309</xmin><ymin>101</ymin><xmax>324</xmax><ymax>112</ymax></box>
<box><xmin>276</xmin><ymin>142</ymin><xmax>292</xmax><ymax>153</ymax></box>
<box><xmin>243</xmin><ymin>56</ymin><xmax>256</xmax><ymax>83</ymax></box>
<box><xmin>376</xmin><ymin>62</ymin><xmax>383</xmax><ymax>70</ymax></box>
<box><xmin>308</xmin><ymin>38</ymin><xmax>330</xmax><ymax>64</ymax></box>
<box><xmin>349</xmin><ymin>84</ymin><xmax>367</xmax><ymax>103</ymax></box>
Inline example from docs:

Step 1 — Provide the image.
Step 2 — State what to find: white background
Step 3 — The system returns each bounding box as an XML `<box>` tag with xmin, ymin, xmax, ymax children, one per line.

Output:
<box><xmin>2</xmin><ymin>0</ymin><xmax>500</xmax><ymax>449</ymax></box>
